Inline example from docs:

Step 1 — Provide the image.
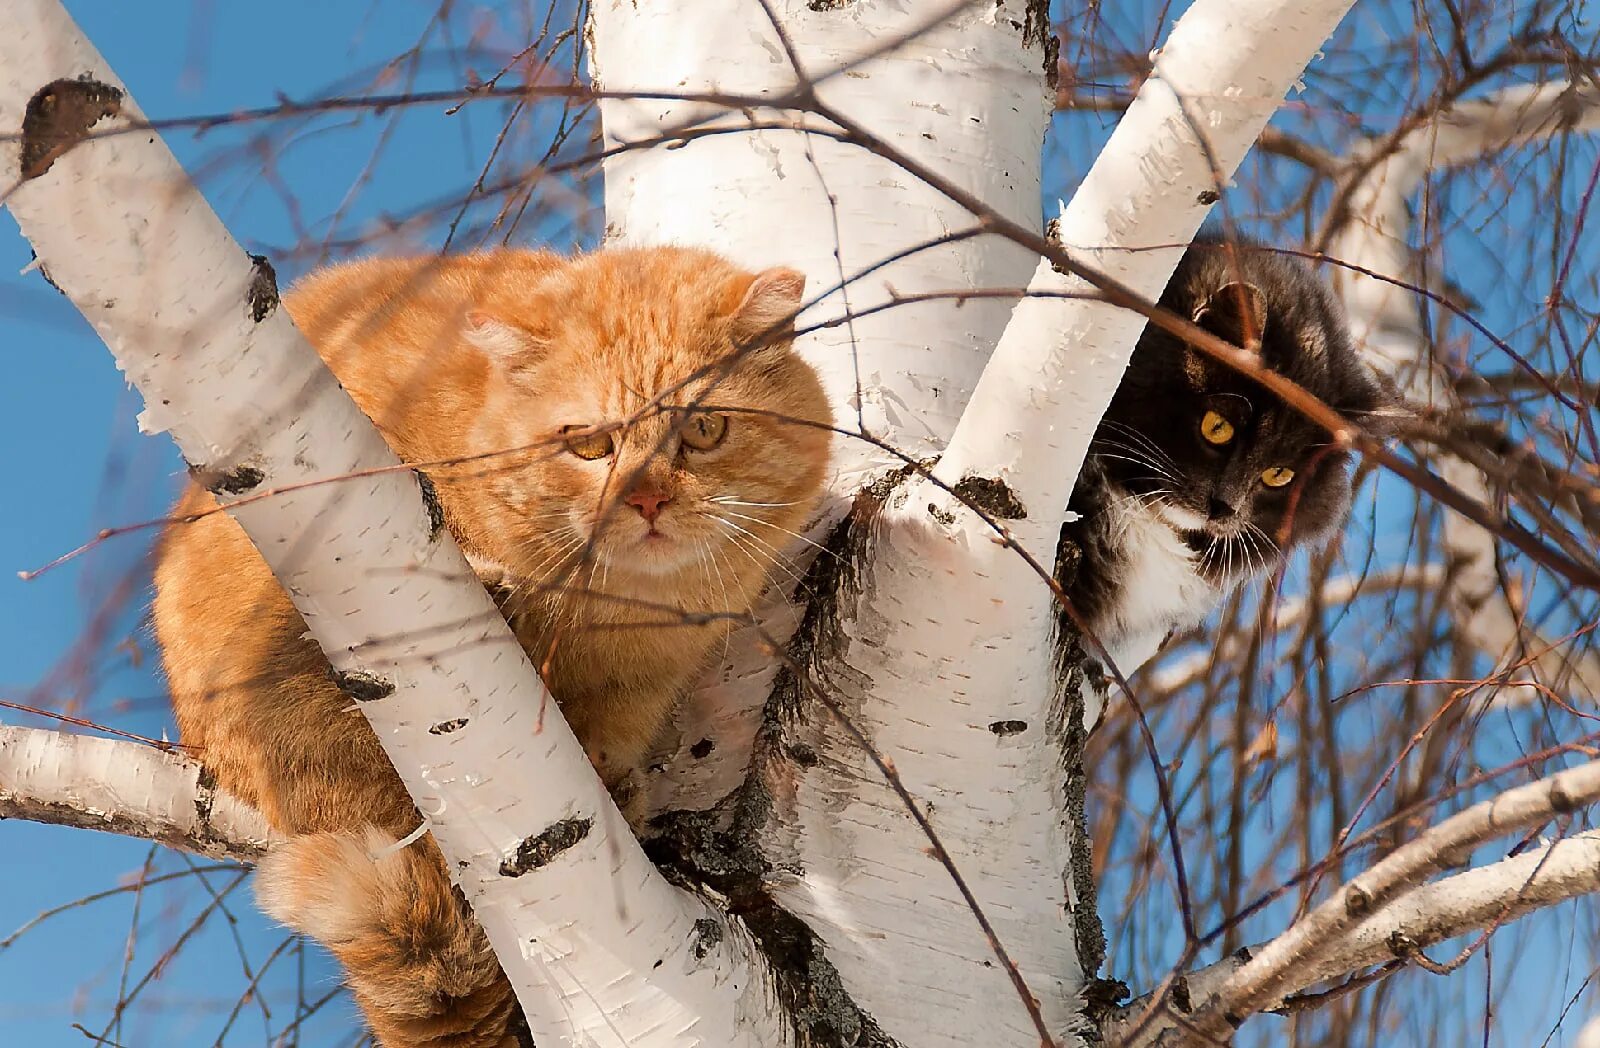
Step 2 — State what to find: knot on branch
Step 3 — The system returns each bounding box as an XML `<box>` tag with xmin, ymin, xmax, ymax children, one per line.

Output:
<box><xmin>1344</xmin><ymin>883</ymin><xmax>1375</xmax><ymax>918</ymax></box>
<box><xmin>1387</xmin><ymin>929</ymin><xmax>1419</xmax><ymax>957</ymax></box>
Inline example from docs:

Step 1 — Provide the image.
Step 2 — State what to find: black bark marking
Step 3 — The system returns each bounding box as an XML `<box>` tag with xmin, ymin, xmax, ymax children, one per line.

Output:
<box><xmin>690</xmin><ymin>917</ymin><xmax>723</xmax><ymax>960</ymax></box>
<box><xmin>20</xmin><ymin>76</ymin><xmax>123</xmax><ymax>180</ymax></box>
<box><xmin>1171</xmin><ymin>975</ymin><xmax>1193</xmax><ymax>1013</ymax></box>
<box><xmin>428</xmin><ymin>718</ymin><xmax>468</xmax><ymax>735</ymax></box>
<box><xmin>689</xmin><ymin>738</ymin><xmax>715</xmax><ymax>759</ymax></box>
<box><xmin>499</xmin><ymin>817</ymin><xmax>592</xmax><ymax>877</ymax></box>
<box><xmin>988</xmin><ymin>720</ymin><xmax>1028</xmax><ymax>736</ymax></box>
<box><xmin>1022</xmin><ymin>0</ymin><xmax>1060</xmax><ymax>86</ymax></box>
<box><xmin>1083</xmin><ymin>977</ymin><xmax>1132</xmax><ymax>1025</ymax></box>
<box><xmin>787</xmin><ymin>742</ymin><xmax>819</xmax><ymax>768</ymax></box>
<box><xmin>952</xmin><ymin>475</ymin><xmax>1027</xmax><ymax>520</ymax></box>
<box><xmin>1044</xmin><ymin>217</ymin><xmax>1071</xmax><ymax>277</ymax></box>
<box><xmin>193</xmin><ymin>764</ymin><xmax>219</xmax><ymax>828</ymax></box>
<box><xmin>29</xmin><ymin>250</ymin><xmax>64</xmax><ymax>295</ymax></box>
<box><xmin>247</xmin><ymin>254</ymin><xmax>280</xmax><ymax>322</ymax></box>
<box><xmin>329</xmin><ymin>669</ymin><xmax>395</xmax><ymax>702</ymax></box>
<box><xmin>194</xmin><ymin>463</ymin><xmax>265</xmax><ymax>496</ymax></box>
<box><xmin>415</xmin><ymin>470</ymin><xmax>446</xmax><ymax>540</ymax></box>
<box><xmin>648</xmin><ymin>796</ymin><xmax>900</xmax><ymax>1048</ymax></box>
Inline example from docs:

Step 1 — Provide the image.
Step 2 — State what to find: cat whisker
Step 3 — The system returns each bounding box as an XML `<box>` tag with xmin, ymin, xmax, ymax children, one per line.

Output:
<box><xmin>710</xmin><ymin>496</ymin><xmax>805</xmax><ymax>509</ymax></box>
<box><xmin>716</xmin><ymin>519</ymin><xmax>805</xmax><ymax>580</ymax></box>
<box><xmin>1097</xmin><ymin>423</ymin><xmax>1183</xmax><ymax>475</ymax></box>
<box><xmin>1099</xmin><ymin>420</ymin><xmax>1178</xmax><ymax>462</ymax></box>
<box><xmin>711</xmin><ymin>509</ymin><xmax>842</xmax><ymax>562</ymax></box>
<box><xmin>712</xmin><ymin>518</ymin><xmax>807</xmax><ymax>591</ymax></box>
<box><xmin>1091</xmin><ymin>448</ymin><xmax>1180</xmax><ymax>485</ymax></box>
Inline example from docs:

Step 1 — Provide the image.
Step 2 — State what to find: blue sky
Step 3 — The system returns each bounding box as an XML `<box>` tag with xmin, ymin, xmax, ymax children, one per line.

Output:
<box><xmin>1</xmin><ymin>1</ymin><xmax>1597</xmax><ymax>1046</ymax></box>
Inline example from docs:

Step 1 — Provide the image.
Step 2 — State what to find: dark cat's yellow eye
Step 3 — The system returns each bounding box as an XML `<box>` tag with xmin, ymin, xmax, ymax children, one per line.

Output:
<box><xmin>681</xmin><ymin>412</ymin><xmax>728</xmax><ymax>451</ymax></box>
<box><xmin>562</xmin><ymin>425</ymin><xmax>614</xmax><ymax>461</ymax></box>
<box><xmin>1200</xmin><ymin>410</ymin><xmax>1235</xmax><ymax>446</ymax></box>
<box><xmin>1261</xmin><ymin>466</ymin><xmax>1295</xmax><ymax>488</ymax></box>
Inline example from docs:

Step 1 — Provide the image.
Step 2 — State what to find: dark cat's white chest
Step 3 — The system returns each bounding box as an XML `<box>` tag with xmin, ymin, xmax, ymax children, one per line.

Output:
<box><xmin>1098</xmin><ymin>496</ymin><xmax>1220</xmax><ymax>671</ymax></box>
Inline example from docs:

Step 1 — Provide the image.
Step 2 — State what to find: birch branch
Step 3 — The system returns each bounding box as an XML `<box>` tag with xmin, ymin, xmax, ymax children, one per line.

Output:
<box><xmin>0</xmin><ymin>726</ymin><xmax>278</xmax><ymax>863</ymax></box>
<box><xmin>1108</xmin><ymin>830</ymin><xmax>1600</xmax><ymax>1044</ymax></box>
<box><xmin>1182</xmin><ymin>759</ymin><xmax>1600</xmax><ymax>1038</ymax></box>
<box><xmin>0</xmin><ymin>4</ymin><xmax>783</xmax><ymax>1045</ymax></box>
<box><xmin>930</xmin><ymin>0</ymin><xmax>1359</xmax><ymax>565</ymax></box>
<box><xmin>1329</xmin><ymin>80</ymin><xmax>1600</xmax><ymax>703</ymax></box>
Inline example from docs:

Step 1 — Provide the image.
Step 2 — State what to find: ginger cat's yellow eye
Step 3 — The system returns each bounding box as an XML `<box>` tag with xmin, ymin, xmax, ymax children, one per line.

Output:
<box><xmin>1200</xmin><ymin>410</ymin><xmax>1235</xmax><ymax>445</ymax></box>
<box><xmin>562</xmin><ymin>425</ymin><xmax>614</xmax><ymax>461</ymax></box>
<box><xmin>681</xmin><ymin>412</ymin><xmax>728</xmax><ymax>451</ymax></box>
<box><xmin>1261</xmin><ymin>466</ymin><xmax>1295</xmax><ymax>488</ymax></box>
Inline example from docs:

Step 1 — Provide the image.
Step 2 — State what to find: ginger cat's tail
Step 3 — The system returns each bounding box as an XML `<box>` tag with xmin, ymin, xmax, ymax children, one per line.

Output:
<box><xmin>255</xmin><ymin>829</ymin><xmax>526</xmax><ymax>1048</ymax></box>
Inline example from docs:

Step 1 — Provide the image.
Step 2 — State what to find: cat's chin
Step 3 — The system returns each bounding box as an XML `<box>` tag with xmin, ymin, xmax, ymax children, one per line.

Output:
<box><xmin>612</xmin><ymin>534</ymin><xmax>697</xmax><ymax>577</ymax></box>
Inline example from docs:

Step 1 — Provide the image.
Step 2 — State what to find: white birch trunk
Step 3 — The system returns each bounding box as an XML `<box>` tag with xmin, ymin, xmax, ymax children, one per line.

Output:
<box><xmin>1329</xmin><ymin>81</ymin><xmax>1600</xmax><ymax>703</ymax></box>
<box><xmin>0</xmin><ymin>5</ymin><xmax>784</xmax><ymax>1045</ymax></box>
<box><xmin>591</xmin><ymin>0</ymin><xmax>1053</xmax><ymax>813</ymax></box>
<box><xmin>595</xmin><ymin>1</ymin><xmax>1353</xmax><ymax>1044</ymax></box>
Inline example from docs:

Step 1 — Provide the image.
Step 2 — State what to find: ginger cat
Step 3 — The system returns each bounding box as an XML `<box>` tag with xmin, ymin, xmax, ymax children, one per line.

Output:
<box><xmin>151</xmin><ymin>246</ymin><xmax>832</xmax><ymax>1048</ymax></box>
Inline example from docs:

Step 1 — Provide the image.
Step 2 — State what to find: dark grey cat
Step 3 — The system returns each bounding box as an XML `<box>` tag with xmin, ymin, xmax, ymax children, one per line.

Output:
<box><xmin>1056</xmin><ymin>233</ymin><xmax>1391</xmax><ymax>672</ymax></box>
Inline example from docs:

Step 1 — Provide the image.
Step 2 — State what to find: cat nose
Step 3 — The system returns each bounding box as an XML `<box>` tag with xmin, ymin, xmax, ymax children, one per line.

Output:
<box><xmin>626</xmin><ymin>489</ymin><xmax>673</xmax><ymax>523</ymax></box>
<box><xmin>1207</xmin><ymin>497</ymin><xmax>1235</xmax><ymax>521</ymax></box>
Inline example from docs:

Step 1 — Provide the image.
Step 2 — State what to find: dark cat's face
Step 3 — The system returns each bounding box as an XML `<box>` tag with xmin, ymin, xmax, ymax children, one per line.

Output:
<box><xmin>1093</xmin><ymin>238</ymin><xmax>1389</xmax><ymax>584</ymax></box>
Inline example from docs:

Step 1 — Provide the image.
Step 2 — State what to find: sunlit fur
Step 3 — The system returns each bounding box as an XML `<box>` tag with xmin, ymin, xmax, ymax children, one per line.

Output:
<box><xmin>152</xmin><ymin>246</ymin><xmax>832</xmax><ymax>1048</ymax></box>
<box><xmin>1058</xmin><ymin>233</ymin><xmax>1390</xmax><ymax>656</ymax></box>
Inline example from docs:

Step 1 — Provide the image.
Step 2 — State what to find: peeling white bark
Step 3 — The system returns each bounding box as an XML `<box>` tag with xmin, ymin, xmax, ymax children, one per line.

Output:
<box><xmin>0</xmin><ymin>726</ymin><xmax>278</xmax><ymax>862</ymax></box>
<box><xmin>0</xmin><ymin>5</ymin><xmax>781</xmax><ymax>1045</ymax></box>
<box><xmin>1329</xmin><ymin>81</ymin><xmax>1600</xmax><ymax>703</ymax></box>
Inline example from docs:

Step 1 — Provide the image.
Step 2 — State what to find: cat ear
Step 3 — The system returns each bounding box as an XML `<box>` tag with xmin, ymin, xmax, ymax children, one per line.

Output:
<box><xmin>1194</xmin><ymin>281</ymin><xmax>1268</xmax><ymax>352</ymax></box>
<box><xmin>730</xmin><ymin>267</ymin><xmax>806</xmax><ymax>346</ymax></box>
<box><xmin>463</xmin><ymin>310</ymin><xmax>547</xmax><ymax>364</ymax></box>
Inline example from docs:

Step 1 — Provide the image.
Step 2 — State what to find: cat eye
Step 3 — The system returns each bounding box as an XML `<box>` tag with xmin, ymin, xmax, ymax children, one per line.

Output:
<box><xmin>1199</xmin><ymin>410</ymin><xmax>1235</xmax><ymax>446</ymax></box>
<box><xmin>561</xmin><ymin>425</ymin><xmax>614</xmax><ymax>461</ymax></box>
<box><xmin>680</xmin><ymin>412</ymin><xmax>729</xmax><ymax>451</ymax></box>
<box><xmin>1260</xmin><ymin>466</ymin><xmax>1296</xmax><ymax>488</ymax></box>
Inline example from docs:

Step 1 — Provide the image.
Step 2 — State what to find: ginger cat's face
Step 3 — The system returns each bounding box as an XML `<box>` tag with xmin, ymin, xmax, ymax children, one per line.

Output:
<box><xmin>456</xmin><ymin>248</ymin><xmax>832</xmax><ymax>603</ymax></box>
